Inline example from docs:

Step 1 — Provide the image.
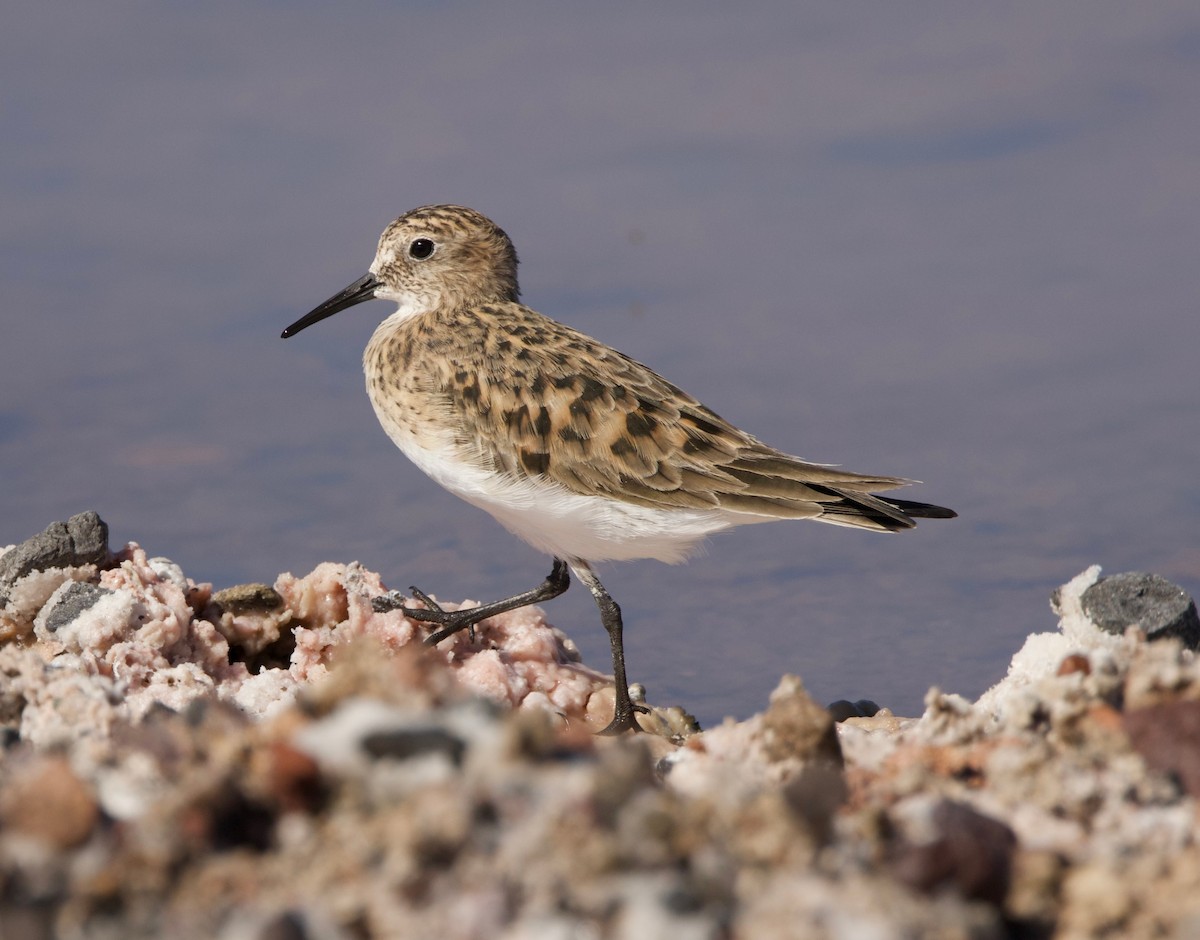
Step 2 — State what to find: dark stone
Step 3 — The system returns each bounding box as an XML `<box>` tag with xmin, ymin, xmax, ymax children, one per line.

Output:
<box><xmin>1081</xmin><ymin>572</ymin><xmax>1200</xmax><ymax>649</ymax></box>
<box><xmin>361</xmin><ymin>727</ymin><xmax>466</xmax><ymax>766</ymax></box>
<box><xmin>40</xmin><ymin>582</ymin><xmax>114</xmax><ymax>633</ymax></box>
<box><xmin>208</xmin><ymin>790</ymin><xmax>277</xmax><ymax>853</ymax></box>
<box><xmin>211</xmin><ymin>583</ymin><xmax>284</xmax><ymax>614</ymax></box>
<box><xmin>0</xmin><ymin>522</ymin><xmax>72</xmax><ymax>587</ymax></box>
<box><xmin>853</xmin><ymin>698</ymin><xmax>880</xmax><ymax>717</ymax></box>
<box><xmin>891</xmin><ymin>799</ymin><xmax>1017</xmax><ymax>906</ymax></box>
<box><xmin>66</xmin><ymin>511</ymin><xmax>110</xmax><ymax>567</ymax></box>
<box><xmin>0</xmin><ymin>511</ymin><xmax>111</xmax><ymax>603</ymax></box>
<box><xmin>827</xmin><ymin>700</ymin><xmax>860</xmax><ymax>722</ymax></box>
<box><xmin>827</xmin><ymin>698</ymin><xmax>881</xmax><ymax>722</ymax></box>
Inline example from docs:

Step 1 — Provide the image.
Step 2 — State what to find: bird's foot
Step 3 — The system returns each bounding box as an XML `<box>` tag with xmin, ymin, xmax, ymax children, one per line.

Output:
<box><xmin>372</xmin><ymin>587</ymin><xmax>485</xmax><ymax>642</ymax></box>
<box><xmin>596</xmin><ymin>704</ymin><xmax>651</xmax><ymax>736</ymax></box>
<box><xmin>596</xmin><ymin>686</ymin><xmax>651</xmax><ymax>735</ymax></box>
<box><xmin>372</xmin><ymin>560</ymin><xmax>572</xmax><ymax>645</ymax></box>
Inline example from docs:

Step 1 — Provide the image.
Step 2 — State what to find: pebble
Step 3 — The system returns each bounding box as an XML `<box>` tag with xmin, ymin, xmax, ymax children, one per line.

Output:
<box><xmin>890</xmin><ymin>798</ymin><xmax>1017</xmax><ymax>906</ymax></box>
<box><xmin>37</xmin><ymin>581</ymin><xmax>115</xmax><ymax>634</ymax></box>
<box><xmin>211</xmin><ymin>583</ymin><xmax>285</xmax><ymax>615</ymax></box>
<box><xmin>0</xmin><ymin>755</ymin><xmax>99</xmax><ymax>849</ymax></box>
<box><xmin>827</xmin><ymin>698</ymin><xmax>880</xmax><ymax>722</ymax></box>
<box><xmin>0</xmin><ymin>510</ymin><xmax>110</xmax><ymax>604</ymax></box>
<box><xmin>1080</xmin><ymin>571</ymin><xmax>1200</xmax><ymax>648</ymax></box>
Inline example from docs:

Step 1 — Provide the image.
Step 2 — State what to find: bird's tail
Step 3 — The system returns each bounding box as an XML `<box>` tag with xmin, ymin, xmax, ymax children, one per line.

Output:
<box><xmin>812</xmin><ymin>486</ymin><xmax>958</xmax><ymax>532</ymax></box>
<box><xmin>882</xmin><ymin>497</ymin><xmax>958</xmax><ymax>520</ymax></box>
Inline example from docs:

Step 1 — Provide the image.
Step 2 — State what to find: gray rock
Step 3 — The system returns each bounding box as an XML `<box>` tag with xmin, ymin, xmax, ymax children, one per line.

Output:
<box><xmin>0</xmin><ymin>512</ymin><xmax>111</xmax><ymax>603</ymax></box>
<box><xmin>361</xmin><ymin>727</ymin><xmax>467</xmax><ymax>765</ymax></box>
<box><xmin>826</xmin><ymin>698</ymin><xmax>881</xmax><ymax>722</ymax></box>
<box><xmin>40</xmin><ymin>582</ymin><xmax>115</xmax><ymax>634</ymax></box>
<box><xmin>66</xmin><ymin>511</ymin><xmax>109</xmax><ymax>568</ymax></box>
<box><xmin>826</xmin><ymin>700</ymin><xmax>860</xmax><ymax>722</ymax></box>
<box><xmin>1081</xmin><ymin>572</ymin><xmax>1200</xmax><ymax>649</ymax></box>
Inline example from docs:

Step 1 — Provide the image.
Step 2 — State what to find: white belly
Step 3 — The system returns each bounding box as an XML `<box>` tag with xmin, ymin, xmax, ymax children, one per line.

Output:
<box><xmin>373</xmin><ymin>408</ymin><xmax>746</xmax><ymax>564</ymax></box>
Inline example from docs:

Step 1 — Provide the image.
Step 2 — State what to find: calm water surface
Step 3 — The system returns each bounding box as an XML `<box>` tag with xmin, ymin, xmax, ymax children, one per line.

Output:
<box><xmin>3</xmin><ymin>3</ymin><xmax>1198</xmax><ymax>725</ymax></box>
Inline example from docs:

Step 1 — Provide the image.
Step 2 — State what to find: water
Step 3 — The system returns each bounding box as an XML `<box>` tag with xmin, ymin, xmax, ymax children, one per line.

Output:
<box><xmin>3</xmin><ymin>2</ymin><xmax>1198</xmax><ymax>726</ymax></box>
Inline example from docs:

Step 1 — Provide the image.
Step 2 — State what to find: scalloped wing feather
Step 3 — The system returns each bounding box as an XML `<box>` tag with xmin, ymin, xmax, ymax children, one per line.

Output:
<box><xmin>421</xmin><ymin>303</ymin><xmax>922</xmax><ymax>531</ymax></box>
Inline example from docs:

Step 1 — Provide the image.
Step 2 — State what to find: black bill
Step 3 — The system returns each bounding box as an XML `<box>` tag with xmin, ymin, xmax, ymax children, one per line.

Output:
<box><xmin>281</xmin><ymin>272</ymin><xmax>382</xmax><ymax>338</ymax></box>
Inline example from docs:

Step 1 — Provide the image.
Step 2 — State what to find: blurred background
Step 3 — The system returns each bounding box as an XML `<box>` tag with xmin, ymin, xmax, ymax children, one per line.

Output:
<box><xmin>3</xmin><ymin>2</ymin><xmax>1198</xmax><ymax>725</ymax></box>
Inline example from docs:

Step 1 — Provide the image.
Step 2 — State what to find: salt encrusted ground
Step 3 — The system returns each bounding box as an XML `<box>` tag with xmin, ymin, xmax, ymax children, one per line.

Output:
<box><xmin>1</xmin><ymin>513</ymin><xmax>1199</xmax><ymax>939</ymax></box>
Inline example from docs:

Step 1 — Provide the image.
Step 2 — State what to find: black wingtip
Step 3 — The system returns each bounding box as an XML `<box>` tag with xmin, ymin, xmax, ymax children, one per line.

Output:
<box><xmin>885</xmin><ymin>498</ymin><xmax>958</xmax><ymax>520</ymax></box>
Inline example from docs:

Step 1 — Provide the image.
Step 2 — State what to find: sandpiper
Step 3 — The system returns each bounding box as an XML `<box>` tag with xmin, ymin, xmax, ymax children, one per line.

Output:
<box><xmin>282</xmin><ymin>204</ymin><xmax>955</xmax><ymax>734</ymax></box>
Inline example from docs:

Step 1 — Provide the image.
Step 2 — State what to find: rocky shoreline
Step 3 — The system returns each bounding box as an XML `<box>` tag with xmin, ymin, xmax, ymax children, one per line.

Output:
<box><xmin>1</xmin><ymin>512</ymin><xmax>1198</xmax><ymax>939</ymax></box>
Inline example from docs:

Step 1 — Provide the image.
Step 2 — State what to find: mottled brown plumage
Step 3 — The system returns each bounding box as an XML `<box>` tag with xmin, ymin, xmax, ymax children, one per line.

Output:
<box><xmin>282</xmin><ymin>204</ymin><xmax>956</xmax><ymax>734</ymax></box>
<box><xmin>368</xmin><ymin>296</ymin><xmax>927</xmax><ymax>529</ymax></box>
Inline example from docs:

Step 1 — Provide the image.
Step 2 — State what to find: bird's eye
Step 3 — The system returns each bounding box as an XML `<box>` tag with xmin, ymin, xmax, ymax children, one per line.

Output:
<box><xmin>409</xmin><ymin>238</ymin><xmax>435</xmax><ymax>259</ymax></box>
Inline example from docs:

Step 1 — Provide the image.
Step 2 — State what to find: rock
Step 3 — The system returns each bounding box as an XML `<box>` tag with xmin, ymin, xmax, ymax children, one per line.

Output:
<box><xmin>0</xmin><ymin>755</ymin><xmax>99</xmax><ymax>849</ymax></box>
<box><xmin>760</xmin><ymin>675</ymin><xmax>842</xmax><ymax>767</ymax></box>
<box><xmin>148</xmin><ymin>557</ymin><xmax>189</xmax><ymax>591</ymax></box>
<box><xmin>890</xmin><ymin>798</ymin><xmax>1017</xmax><ymax>906</ymax></box>
<box><xmin>1080</xmin><ymin>572</ymin><xmax>1200</xmax><ymax>648</ymax></box>
<box><xmin>781</xmin><ymin>759</ymin><xmax>846</xmax><ymax>844</ymax></box>
<box><xmin>1056</xmin><ymin>653</ymin><xmax>1091</xmax><ymax>676</ymax></box>
<box><xmin>211</xmin><ymin>584</ymin><xmax>285</xmax><ymax>615</ymax></box>
<box><xmin>1122</xmin><ymin>699</ymin><xmax>1200</xmax><ymax>798</ymax></box>
<box><xmin>209</xmin><ymin>583</ymin><xmax>291</xmax><ymax>660</ymax></box>
<box><xmin>361</xmin><ymin>727</ymin><xmax>467</xmax><ymax>765</ymax></box>
<box><xmin>0</xmin><ymin>511</ymin><xmax>110</xmax><ymax>604</ymax></box>
<box><xmin>66</xmin><ymin>511</ymin><xmax>110</xmax><ymax>569</ymax></box>
<box><xmin>827</xmin><ymin>698</ymin><xmax>880</xmax><ymax>722</ymax></box>
<box><xmin>38</xmin><ymin>581</ymin><xmax>115</xmax><ymax>634</ymax></box>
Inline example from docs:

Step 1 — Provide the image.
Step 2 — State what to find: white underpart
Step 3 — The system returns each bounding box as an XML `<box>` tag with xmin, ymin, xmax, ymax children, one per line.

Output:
<box><xmin>398</xmin><ymin>432</ymin><xmax>765</xmax><ymax>563</ymax></box>
<box><xmin>368</xmin><ymin>393</ymin><xmax>768</xmax><ymax>565</ymax></box>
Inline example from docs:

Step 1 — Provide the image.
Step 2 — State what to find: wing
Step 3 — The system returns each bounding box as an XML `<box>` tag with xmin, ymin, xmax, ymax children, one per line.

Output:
<box><xmin>438</xmin><ymin>303</ymin><xmax>949</xmax><ymax>531</ymax></box>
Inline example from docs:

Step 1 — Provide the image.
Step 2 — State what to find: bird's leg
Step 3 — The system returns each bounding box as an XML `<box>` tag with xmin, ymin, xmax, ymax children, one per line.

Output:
<box><xmin>571</xmin><ymin>561</ymin><xmax>649</xmax><ymax>735</ymax></box>
<box><xmin>373</xmin><ymin>558</ymin><xmax>570</xmax><ymax>644</ymax></box>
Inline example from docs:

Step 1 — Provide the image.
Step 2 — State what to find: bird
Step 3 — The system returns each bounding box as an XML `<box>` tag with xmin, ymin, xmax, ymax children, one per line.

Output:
<box><xmin>281</xmin><ymin>204</ymin><xmax>955</xmax><ymax>734</ymax></box>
